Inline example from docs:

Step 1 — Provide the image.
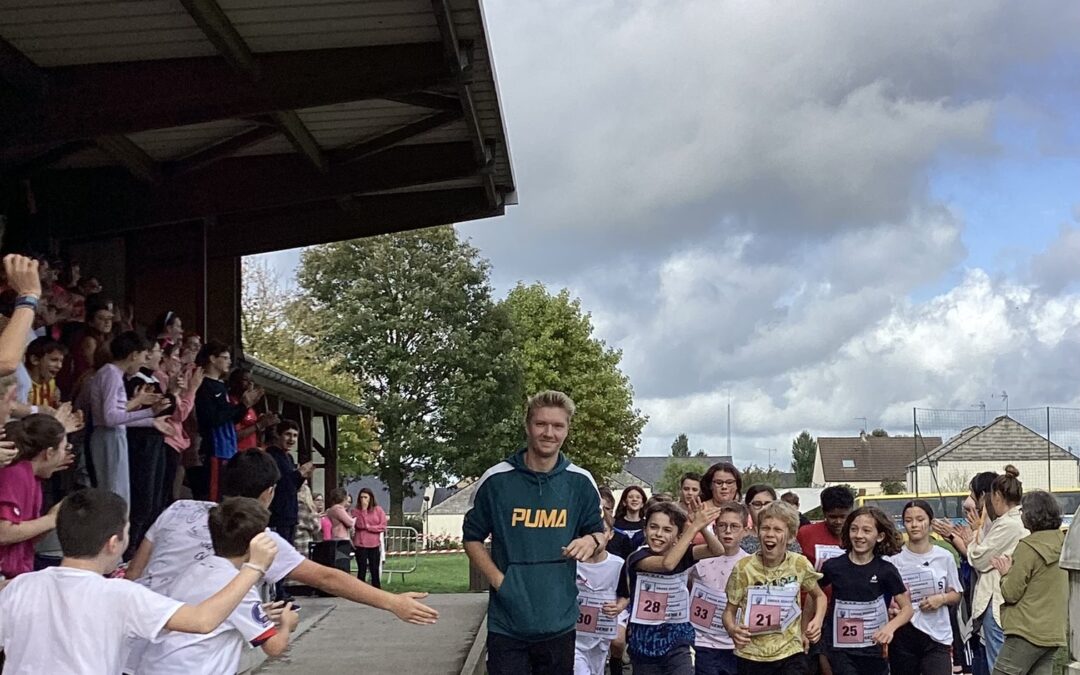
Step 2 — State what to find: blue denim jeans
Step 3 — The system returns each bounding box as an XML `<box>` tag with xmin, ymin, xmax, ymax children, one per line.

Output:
<box><xmin>982</xmin><ymin>609</ymin><xmax>1005</xmax><ymax>671</ymax></box>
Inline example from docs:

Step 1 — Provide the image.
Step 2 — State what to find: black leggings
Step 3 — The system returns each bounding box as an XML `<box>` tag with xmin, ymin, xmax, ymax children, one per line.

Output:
<box><xmin>356</xmin><ymin>545</ymin><xmax>381</xmax><ymax>588</ymax></box>
<box><xmin>889</xmin><ymin>624</ymin><xmax>953</xmax><ymax>675</ymax></box>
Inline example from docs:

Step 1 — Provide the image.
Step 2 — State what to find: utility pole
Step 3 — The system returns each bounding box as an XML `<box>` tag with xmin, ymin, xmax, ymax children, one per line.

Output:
<box><xmin>726</xmin><ymin>391</ymin><xmax>732</xmax><ymax>457</ymax></box>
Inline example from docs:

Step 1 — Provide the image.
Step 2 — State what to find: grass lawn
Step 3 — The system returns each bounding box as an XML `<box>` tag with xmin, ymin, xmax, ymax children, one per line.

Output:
<box><xmin>350</xmin><ymin>552</ymin><xmax>473</xmax><ymax>594</ymax></box>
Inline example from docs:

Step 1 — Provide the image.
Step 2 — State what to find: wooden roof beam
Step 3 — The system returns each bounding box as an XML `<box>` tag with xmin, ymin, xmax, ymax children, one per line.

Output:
<box><xmin>0</xmin><ymin>43</ymin><xmax>449</xmax><ymax>148</ymax></box>
<box><xmin>212</xmin><ymin>187</ymin><xmax>496</xmax><ymax>257</ymax></box>
<box><xmin>39</xmin><ymin>141</ymin><xmax>482</xmax><ymax>235</ymax></box>
<box><xmin>166</xmin><ymin>123</ymin><xmax>278</xmax><ymax>176</ymax></box>
<box><xmin>430</xmin><ymin>0</ymin><xmax>499</xmax><ymax>208</ymax></box>
<box><xmin>94</xmin><ymin>135</ymin><xmax>162</xmax><ymax>183</ymax></box>
<box><xmin>385</xmin><ymin>92</ymin><xmax>460</xmax><ymax>111</ymax></box>
<box><xmin>180</xmin><ymin>0</ymin><xmax>328</xmax><ymax>172</ymax></box>
<box><xmin>332</xmin><ymin>109</ymin><xmax>463</xmax><ymax>164</ymax></box>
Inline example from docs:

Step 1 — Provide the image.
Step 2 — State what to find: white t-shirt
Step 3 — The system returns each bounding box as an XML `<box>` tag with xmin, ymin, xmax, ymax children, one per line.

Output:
<box><xmin>886</xmin><ymin>546</ymin><xmax>962</xmax><ymax>645</ymax></box>
<box><xmin>0</xmin><ymin>566</ymin><xmax>183</xmax><ymax>674</ymax></box>
<box><xmin>688</xmin><ymin>549</ymin><xmax>750</xmax><ymax>649</ymax></box>
<box><xmin>138</xmin><ymin>556</ymin><xmax>278</xmax><ymax>675</ymax></box>
<box><xmin>575</xmin><ymin>554</ymin><xmax>626</xmax><ymax>649</ymax></box>
<box><xmin>139</xmin><ymin>500</ymin><xmax>304</xmax><ymax>595</ymax></box>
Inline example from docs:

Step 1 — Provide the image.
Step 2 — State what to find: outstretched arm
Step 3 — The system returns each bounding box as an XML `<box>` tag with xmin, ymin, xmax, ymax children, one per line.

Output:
<box><xmin>287</xmin><ymin>558</ymin><xmax>439</xmax><ymax>625</ymax></box>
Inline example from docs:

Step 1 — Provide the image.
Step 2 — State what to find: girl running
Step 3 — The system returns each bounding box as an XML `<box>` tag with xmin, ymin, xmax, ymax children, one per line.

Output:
<box><xmin>821</xmin><ymin>506</ymin><xmax>913</xmax><ymax>675</ymax></box>
<box><xmin>625</xmin><ymin>499</ymin><xmax>725</xmax><ymax>674</ymax></box>
<box><xmin>886</xmin><ymin>500</ymin><xmax>962</xmax><ymax>675</ymax></box>
<box><xmin>614</xmin><ymin>486</ymin><xmax>647</xmax><ymax>535</ymax></box>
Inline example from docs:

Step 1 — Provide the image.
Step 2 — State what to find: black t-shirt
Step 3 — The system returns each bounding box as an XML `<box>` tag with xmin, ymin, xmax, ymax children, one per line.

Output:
<box><xmin>820</xmin><ymin>554</ymin><xmax>906</xmax><ymax>655</ymax></box>
<box><xmin>614</xmin><ymin>516</ymin><xmax>644</xmax><ymax>534</ymax></box>
<box><xmin>607</xmin><ymin>529</ymin><xmax>635</xmax><ymax>560</ymax></box>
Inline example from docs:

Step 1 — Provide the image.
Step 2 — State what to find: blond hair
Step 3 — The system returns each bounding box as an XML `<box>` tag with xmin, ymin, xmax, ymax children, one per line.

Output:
<box><xmin>524</xmin><ymin>390</ymin><xmax>576</xmax><ymax>423</ymax></box>
<box><xmin>756</xmin><ymin>501</ymin><xmax>799</xmax><ymax>538</ymax></box>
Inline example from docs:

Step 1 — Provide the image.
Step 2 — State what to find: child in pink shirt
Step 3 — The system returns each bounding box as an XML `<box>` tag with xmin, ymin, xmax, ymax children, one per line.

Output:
<box><xmin>326</xmin><ymin>488</ymin><xmax>355</xmax><ymax>541</ymax></box>
<box><xmin>0</xmin><ymin>415</ymin><xmax>72</xmax><ymax>578</ymax></box>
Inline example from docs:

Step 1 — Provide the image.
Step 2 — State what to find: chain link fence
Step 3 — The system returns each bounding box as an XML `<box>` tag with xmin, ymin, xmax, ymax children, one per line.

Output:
<box><xmin>911</xmin><ymin>406</ymin><xmax>1080</xmax><ymax>497</ymax></box>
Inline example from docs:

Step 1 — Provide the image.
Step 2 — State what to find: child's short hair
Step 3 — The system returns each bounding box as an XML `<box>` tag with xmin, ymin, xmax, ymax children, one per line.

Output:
<box><xmin>840</xmin><ymin>506</ymin><xmax>902</xmax><ymax>557</ymax></box>
<box><xmin>755</xmin><ymin>501</ymin><xmax>798</xmax><ymax>538</ymax></box>
<box><xmin>208</xmin><ymin>497</ymin><xmax>271</xmax><ymax>558</ymax></box>
<box><xmin>717</xmin><ymin>500</ymin><xmax>749</xmax><ymax>526</ymax></box>
<box><xmin>645</xmin><ymin>493</ymin><xmax>673</xmax><ymax>509</ymax></box>
<box><xmin>644</xmin><ymin>501</ymin><xmax>688</xmax><ymax>533</ymax></box>
<box><xmin>57</xmin><ymin>488</ymin><xmax>128</xmax><ymax>558</ymax></box>
<box><xmin>25</xmin><ymin>337</ymin><xmax>67</xmax><ymax>364</ymax></box>
<box><xmin>222</xmin><ymin>450</ymin><xmax>281</xmax><ymax>499</ymax></box>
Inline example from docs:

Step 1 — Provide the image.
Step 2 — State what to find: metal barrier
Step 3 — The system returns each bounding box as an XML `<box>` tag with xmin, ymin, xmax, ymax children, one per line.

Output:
<box><xmin>381</xmin><ymin>526</ymin><xmax>420</xmax><ymax>584</ymax></box>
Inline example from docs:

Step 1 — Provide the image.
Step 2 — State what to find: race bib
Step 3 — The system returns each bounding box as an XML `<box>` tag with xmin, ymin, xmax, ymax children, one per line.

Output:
<box><xmin>631</xmin><ymin>571</ymin><xmax>690</xmax><ymax>626</ymax></box>
<box><xmin>832</xmin><ymin>599</ymin><xmax>887</xmax><ymax>649</ymax></box>
<box><xmin>742</xmin><ymin>584</ymin><xmax>800</xmax><ymax>635</ymax></box>
<box><xmin>814</xmin><ymin>545</ymin><xmax>845</xmax><ymax>571</ymax></box>
<box><xmin>689</xmin><ymin>581</ymin><xmax>728</xmax><ymax>637</ymax></box>
<box><xmin>576</xmin><ymin>591</ymin><xmax>618</xmax><ymax>639</ymax></box>
<box><xmin>898</xmin><ymin>566</ymin><xmax>938</xmax><ymax>605</ymax></box>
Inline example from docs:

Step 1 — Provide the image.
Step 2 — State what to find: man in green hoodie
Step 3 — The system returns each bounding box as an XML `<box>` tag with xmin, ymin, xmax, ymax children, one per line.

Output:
<box><xmin>464</xmin><ymin>390</ymin><xmax>606</xmax><ymax>675</ymax></box>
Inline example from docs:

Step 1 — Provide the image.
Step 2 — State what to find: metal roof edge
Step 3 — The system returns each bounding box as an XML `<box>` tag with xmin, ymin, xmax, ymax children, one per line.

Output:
<box><xmin>241</xmin><ymin>354</ymin><xmax>364</xmax><ymax>417</ymax></box>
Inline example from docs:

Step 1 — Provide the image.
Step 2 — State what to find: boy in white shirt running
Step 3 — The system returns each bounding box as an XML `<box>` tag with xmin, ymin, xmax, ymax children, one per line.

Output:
<box><xmin>138</xmin><ymin>497</ymin><xmax>299</xmax><ymax>674</ymax></box>
<box><xmin>574</xmin><ymin>516</ymin><xmax>631</xmax><ymax>674</ymax></box>
<box><xmin>0</xmin><ymin>488</ymin><xmax>277</xmax><ymax>675</ymax></box>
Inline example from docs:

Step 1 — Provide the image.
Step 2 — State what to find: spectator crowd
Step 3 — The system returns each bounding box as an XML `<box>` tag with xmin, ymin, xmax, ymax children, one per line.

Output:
<box><xmin>0</xmin><ymin>253</ymin><xmax>435</xmax><ymax>673</ymax></box>
<box><xmin>572</xmin><ymin>463</ymin><xmax>1068</xmax><ymax>675</ymax></box>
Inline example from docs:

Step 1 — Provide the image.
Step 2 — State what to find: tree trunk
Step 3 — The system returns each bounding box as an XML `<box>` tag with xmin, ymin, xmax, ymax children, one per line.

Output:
<box><xmin>386</xmin><ymin>467</ymin><xmax>406</xmax><ymax>527</ymax></box>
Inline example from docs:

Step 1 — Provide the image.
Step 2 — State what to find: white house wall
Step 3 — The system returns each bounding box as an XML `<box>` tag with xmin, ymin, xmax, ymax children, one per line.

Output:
<box><xmin>907</xmin><ymin>459</ymin><xmax>1080</xmax><ymax>493</ymax></box>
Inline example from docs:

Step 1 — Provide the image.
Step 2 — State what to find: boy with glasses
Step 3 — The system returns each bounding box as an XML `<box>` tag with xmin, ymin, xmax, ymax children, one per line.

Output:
<box><xmin>689</xmin><ymin>502</ymin><xmax>751</xmax><ymax>675</ymax></box>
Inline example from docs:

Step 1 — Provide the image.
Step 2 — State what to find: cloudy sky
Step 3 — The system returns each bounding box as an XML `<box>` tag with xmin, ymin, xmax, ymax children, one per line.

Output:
<box><xmin>262</xmin><ymin>1</ymin><xmax>1080</xmax><ymax>469</ymax></box>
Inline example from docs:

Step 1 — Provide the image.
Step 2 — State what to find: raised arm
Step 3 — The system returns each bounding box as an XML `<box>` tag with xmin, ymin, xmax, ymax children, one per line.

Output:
<box><xmin>0</xmin><ymin>256</ymin><xmax>41</xmax><ymax>376</ymax></box>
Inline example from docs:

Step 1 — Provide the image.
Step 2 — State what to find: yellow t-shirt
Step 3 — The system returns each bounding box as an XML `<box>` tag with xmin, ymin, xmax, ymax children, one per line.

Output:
<box><xmin>725</xmin><ymin>552</ymin><xmax>822</xmax><ymax>662</ymax></box>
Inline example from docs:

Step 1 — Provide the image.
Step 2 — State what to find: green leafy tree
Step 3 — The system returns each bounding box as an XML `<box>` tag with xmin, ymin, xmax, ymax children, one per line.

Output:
<box><xmin>499</xmin><ymin>283</ymin><xmax>647</xmax><ymax>484</ymax></box>
<box><xmin>790</xmin><ymin>431</ymin><xmax>817</xmax><ymax>487</ymax></box>
<box><xmin>241</xmin><ymin>259</ymin><xmax>377</xmax><ymax>479</ymax></box>
<box><xmin>871</xmin><ymin>428</ymin><xmax>889</xmax><ymax>437</ymax></box>
<box><xmin>671</xmin><ymin>433</ymin><xmax>690</xmax><ymax>458</ymax></box>
<box><xmin>880</xmin><ymin>480</ymin><xmax>906</xmax><ymax>495</ymax></box>
<box><xmin>296</xmin><ymin>227</ymin><xmax>523</xmax><ymax>523</ymax></box>
<box><xmin>694</xmin><ymin>449</ymin><xmax>707</xmax><ymax>457</ymax></box>
<box><xmin>740</xmin><ymin>464</ymin><xmax>784</xmax><ymax>487</ymax></box>
<box><xmin>655</xmin><ymin>458</ymin><xmax>710</xmax><ymax>496</ymax></box>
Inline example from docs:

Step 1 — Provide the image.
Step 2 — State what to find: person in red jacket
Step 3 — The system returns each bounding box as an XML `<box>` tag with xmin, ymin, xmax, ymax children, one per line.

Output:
<box><xmin>351</xmin><ymin>488</ymin><xmax>388</xmax><ymax>588</ymax></box>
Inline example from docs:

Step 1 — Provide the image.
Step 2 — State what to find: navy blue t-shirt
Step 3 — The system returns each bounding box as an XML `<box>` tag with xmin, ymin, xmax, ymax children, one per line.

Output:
<box><xmin>625</xmin><ymin>546</ymin><xmax>698</xmax><ymax>661</ymax></box>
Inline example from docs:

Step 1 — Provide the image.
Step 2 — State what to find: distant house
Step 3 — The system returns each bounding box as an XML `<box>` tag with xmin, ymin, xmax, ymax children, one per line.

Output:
<box><xmin>907</xmin><ymin>416</ymin><xmax>1080</xmax><ymax>493</ymax></box>
<box><xmin>814</xmin><ymin>433</ymin><xmax>942</xmax><ymax>496</ymax></box>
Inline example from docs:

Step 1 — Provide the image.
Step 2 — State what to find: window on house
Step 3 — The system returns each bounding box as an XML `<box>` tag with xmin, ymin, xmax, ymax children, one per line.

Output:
<box><xmin>841</xmin><ymin>459</ymin><xmax>856</xmax><ymax>468</ymax></box>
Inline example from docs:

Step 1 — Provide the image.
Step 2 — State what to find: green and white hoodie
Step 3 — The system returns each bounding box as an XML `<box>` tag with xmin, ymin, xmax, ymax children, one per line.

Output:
<box><xmin>463</xmin><ymin>449</ymin><xmax>604</xmax><ymax>642</ymax></box>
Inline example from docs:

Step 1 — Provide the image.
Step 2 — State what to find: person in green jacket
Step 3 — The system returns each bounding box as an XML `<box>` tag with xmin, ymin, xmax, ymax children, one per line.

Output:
<box><xmin>989</xmin><ymin>490</ymin><xmax>1067</xmax><ymax>675</ymax></box>
<box><xmin>463</xmin><ymin>390</ymin><xmax>605</xmax><ymax>675</ymax></box>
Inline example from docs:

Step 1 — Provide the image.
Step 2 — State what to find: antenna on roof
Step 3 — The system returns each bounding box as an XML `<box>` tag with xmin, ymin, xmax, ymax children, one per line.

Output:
<box><xmin>855</xmin><ymin>417</ymin><xmax>867</xmax><ymax>434</ymax></box>
<box><xmin>971</xmin><ymin>401</ymin><xmax>987</xmax><ymax>424</ymax></box>
<box><xmin>992</xmin><ymin>390</ymin><xmax>1009</xmax><ymax>416</ymax></box>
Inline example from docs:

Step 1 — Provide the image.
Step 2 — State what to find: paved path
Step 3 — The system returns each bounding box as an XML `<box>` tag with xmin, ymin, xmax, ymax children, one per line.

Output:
<box><xmin>255</xmin><ymin>593</ymin><xmax>488</xmax><ymax>674</ymax></box>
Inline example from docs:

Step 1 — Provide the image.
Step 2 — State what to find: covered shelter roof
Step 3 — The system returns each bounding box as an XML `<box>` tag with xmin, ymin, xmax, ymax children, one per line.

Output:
<box><xmin>0</xmin><ymin>0</ymin><xmax>515</xmax><ymax>254</ymax></box>
<box><xmin>241</xmin><ymin>354</ymin><xmax>362</xmax><ymax>417</ymax></box>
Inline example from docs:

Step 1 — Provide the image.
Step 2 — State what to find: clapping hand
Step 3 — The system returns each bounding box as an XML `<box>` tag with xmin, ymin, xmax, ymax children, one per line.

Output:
<box><xmin>990</xmin><ymin>554</ymin><xmax>1012</xmax><ymax>576</ymax></box>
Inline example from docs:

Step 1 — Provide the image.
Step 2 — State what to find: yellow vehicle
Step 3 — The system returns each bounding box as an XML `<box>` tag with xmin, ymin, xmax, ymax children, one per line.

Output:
<box><xmin>858</xmin><ymin>489</ymin><xmax>1079</xmax><ymax>529</ymax></box>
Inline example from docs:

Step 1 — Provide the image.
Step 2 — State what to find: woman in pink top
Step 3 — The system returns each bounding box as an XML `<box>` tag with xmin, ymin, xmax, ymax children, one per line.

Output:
<box><xmin>351</xmin><ymin>488</ymin><xmax>388</xmax><ymax>588</ymax></box>
<box><xmin>326</xmin><ymin>488</ymin><xmax>355</xmax><ymax>541</ymax></box>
